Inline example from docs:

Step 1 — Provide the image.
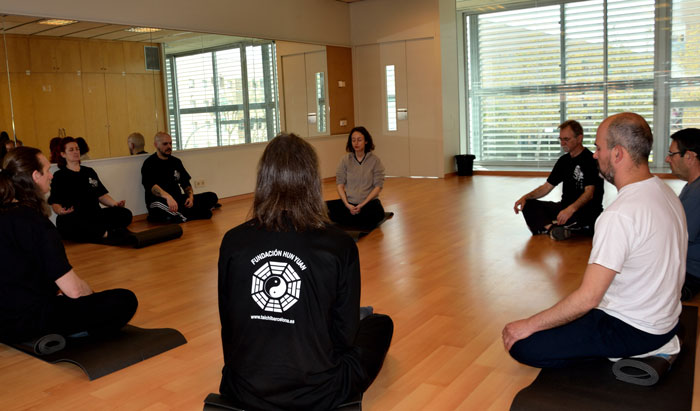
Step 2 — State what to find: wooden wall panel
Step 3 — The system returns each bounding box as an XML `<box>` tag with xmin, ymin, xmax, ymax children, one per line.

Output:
<box><xmin>8</xmin><ymin>74</ymin><xmax>37</xmax><ymax>148</ymax></box>
<box><xmin>0</xmin><ymin>35</ymin><xmax>164</xmax><ymax>159</ymax></box>
<box><xmin>0</xmin><ymin>36</ymin><xmax>31</xmax><ymax>73</ymax></box>
<box><xmin>81</xmin><ymin>73</ymin><xmax>110</xmax><ymax>159</ymax></box>
<box><xmin>326</xmin><ymin>45</ymin><xmax>354</xmax><ymax>135</ymax></box>
<box><xmin>106</xmin><ymin>74</ymin><xmax>131</xmax><ymax>157</ymax></box>
<box><xmin>126</xmin><ymin>74</ymin><xmax>163</xmax><ymax>142</ymax></box>
<box><xmin>31</xmin><ymin>73</ymin><xmax>86</xmax><ymax>150</ymax></box>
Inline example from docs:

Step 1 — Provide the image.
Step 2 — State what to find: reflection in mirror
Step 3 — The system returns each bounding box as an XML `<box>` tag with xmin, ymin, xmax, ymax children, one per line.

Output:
<box><xmin>0</xmin><ymin>15</ymin><xmax>18</xmax><ymax>147</ymax></box>
<box><xmin>164</xmin><ymin>36</ymin><xmax>279</xmax><ymax>150</ymax></box>
<box><xmin>315</xmin><ymin>71</ymin><xmax>326</xmax><ymax>133</ymax></box>
<box><xmin>0</xmin><ymin>15</ymin><xmax>282</xmax><ymax>160</ymax></box>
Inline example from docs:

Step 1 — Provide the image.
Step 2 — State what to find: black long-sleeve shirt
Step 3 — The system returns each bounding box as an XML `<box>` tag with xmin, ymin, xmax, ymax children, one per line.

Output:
<box><xmin>218</xmin><ymin>221</ymin><xmax>361</xmax><ymax>410</ymax></box>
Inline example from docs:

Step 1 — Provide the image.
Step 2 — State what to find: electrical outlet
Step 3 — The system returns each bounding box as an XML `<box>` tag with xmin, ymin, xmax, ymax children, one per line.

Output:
<box><xmin>194</xmin><ymin>179</ymin><xmax>206</xmax><ymax>188</ymax></box>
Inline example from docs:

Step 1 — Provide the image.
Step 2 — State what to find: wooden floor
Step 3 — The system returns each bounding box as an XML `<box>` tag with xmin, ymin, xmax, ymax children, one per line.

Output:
<box><xmin>0</xmin><ymin>175</ymin><xmax>696</xmax><ymax>410</ymax></box>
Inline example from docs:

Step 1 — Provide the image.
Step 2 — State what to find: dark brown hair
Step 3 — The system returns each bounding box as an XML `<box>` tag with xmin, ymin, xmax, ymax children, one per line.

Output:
<box><xmin>56</xmin><ymin>136</ymin><xmax>77</xmax><ymax>169</ymax></box>
<box><xmin>49</xmin><ymin>137</ymin><xmax>62</xmax><ymax>164</ymax></box>
<box><xmin>253</xmin><ymin>133</ymin><xmax>328</xmax><ymax>231</ymax></box>
<box><xmin>345</xmin><ymin>126</ymin><xmax>375</xmax><ymax>153</ymax></box>
<box><xmin>0</xmin><ymin>146</ymin><xmax>50</xmax><ymax>216</ymax></box>
<box><xmin>558</xmin><ymin>119</ymin><xmax>583</xmax><ymax>138</ymax></box>
<box><xmin>76</xmin><ymin>137</ymin><xmax>90</xmax><ymax>155</ymax></box>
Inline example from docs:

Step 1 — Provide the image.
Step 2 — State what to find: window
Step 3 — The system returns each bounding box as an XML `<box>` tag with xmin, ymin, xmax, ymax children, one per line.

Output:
<box><xmin>463</xmin><ymin>0</ymin><xmax>700</xmax><ymax>166</ymax></box>
<box><xmin>386</xmin><ymin>65</ymin><xmax>398</xmax><ymax>131</ymax></box>
<box><xmin>316</xmin><ymin>72</ymin><xmax>327</xmax><ymax>133</ymax></box>
<box><xmin>670</xmin><ymin>0</ymin><xmax>700</xmax><ymax>134</ymax></box>
<box><xmin>165</xmin><ymin>41</ymin><xmax>279</xmax><ymax>150</ymax></box>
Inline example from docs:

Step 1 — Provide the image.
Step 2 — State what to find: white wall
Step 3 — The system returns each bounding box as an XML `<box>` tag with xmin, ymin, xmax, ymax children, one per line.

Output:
<box><xmin>439</xmin><ymin>0</ymin><xmax>460</xmax><ymax>173</ymax></box>
<box><xmin>0</xmin><ymin>0</ymin><xmax>352</xmax><ymax>46</ymax></box>
<box><xmin>68</xmin><ymin>135</ymin><xmax>346</xmax><ymax>217</ymax></box>
<box><xmin>349</xmin><ymin>0</ymin><xmax>439</xmax><ymax>46</ymax></box>
<box><xmin>350</xmin><ymin>0</ymin><xmax>457</xmax><ymax>177</ymax></box>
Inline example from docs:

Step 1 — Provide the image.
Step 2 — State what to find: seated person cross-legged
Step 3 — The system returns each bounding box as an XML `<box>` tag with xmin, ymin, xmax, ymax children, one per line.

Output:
<box><xmin>514</xmin><ymin>119</ymin><xmax>604</xmax><ymax>241</ymax></box>
<box><xmin>0</xmin><ymin>147</ymin><xmax>137</xmax><ymax>345</ymax></box>
<box><xmin>48</xmin><ymin>137</ymin><xmax>133</xmax><ymax>244</ymax></box>
<box><xmin>218</xmin><ymin>133</ymin><xmax>394</xmax><ymax>411</ymax></box>
<box><xmin>327</xmin><ymin>126</ymin><xmax>387</xmax><ymax>231</ymax></box>
<box><xmin>141</xmin><ymin>132</ymin><xmax>218</xmax><ymax>223</ymax></box>
<box><xmin>503</xmin><ymin>113</ymin><xmax>685</xmax><ymax>369</ymax></box>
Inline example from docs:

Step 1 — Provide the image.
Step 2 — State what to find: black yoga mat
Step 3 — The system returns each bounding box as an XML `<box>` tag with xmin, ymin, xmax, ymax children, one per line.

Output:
<box><xmin>9</xmin><ymin>325</ymin><xmax>187</xmax><ymax>380</ymax></box>
<box><xmin>203</xmin><ymin>393</ymin><xmax>362</xmax><ymax>411</ymax></box>
<box><xmin>339</xmin><ymin>212</ymin><xmax>394</xmax><ymax>242</ymax></box>
<box><xmin>510</xmin><ymin>305</ymin><xmax>697</xmax><ymax>411</ymax></box>
<box><xmin>128</xmin><ymin>224</ymin><xmax>183</xmax><ymax>248</ymax></box>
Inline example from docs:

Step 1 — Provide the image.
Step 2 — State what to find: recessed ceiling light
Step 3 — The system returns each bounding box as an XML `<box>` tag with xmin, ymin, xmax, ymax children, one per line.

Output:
<box><xmin>126</xmin><ymin>27</ymin><xmax>161</xmax><ymax>33</ymax></box>
<box><xmin>38</xmin><ymin>19</ymin><xmax>78</xmax><ymax>26</ymax></box>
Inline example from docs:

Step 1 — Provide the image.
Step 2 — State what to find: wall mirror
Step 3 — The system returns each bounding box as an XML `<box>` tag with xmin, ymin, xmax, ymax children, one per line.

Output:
<box><xmin>0</xmin><ymin>14</ymin><xmax>355</xmax><ymax>160</ymax></box>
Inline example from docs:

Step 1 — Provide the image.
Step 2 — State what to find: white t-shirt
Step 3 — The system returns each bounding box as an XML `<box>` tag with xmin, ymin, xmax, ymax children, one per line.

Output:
<box><xmin>589</xmin><ymin>176</ymin><xmax>687</xmax><ymax>335</ymax></box>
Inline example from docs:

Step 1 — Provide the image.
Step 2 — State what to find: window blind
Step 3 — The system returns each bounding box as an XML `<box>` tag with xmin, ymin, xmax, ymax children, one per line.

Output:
<box><xmin>468</xmin><ymin>0</ymin><xmax>657</xmax><ymax>163</ymax></box>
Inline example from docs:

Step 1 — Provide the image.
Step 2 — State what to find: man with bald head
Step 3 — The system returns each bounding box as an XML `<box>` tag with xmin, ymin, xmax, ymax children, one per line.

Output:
<box><xmin>503</xmin><ymin>113</ymin><xmax>686</xmax><ymax>367</ymax></box>
<box><xmin>141</xmin><ymin>132</ymin><xmax>218</xmax><ymax>223</ymax></box>
<box><xmin>127</xmin><ymin>132</ymin><xmax>147</xmax><ymax>155</ymax></box>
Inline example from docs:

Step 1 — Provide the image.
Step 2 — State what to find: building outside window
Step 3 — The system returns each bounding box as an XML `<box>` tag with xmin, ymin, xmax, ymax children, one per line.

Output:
<box><xmin>462</xmin><ymin>0</ymin><xmax>700</xmax><ymax>168</ymax></box>
<box><xmin>165</xmin><ymin>41</ymin><xmax>279</xmax><ymax>151</ymax></box>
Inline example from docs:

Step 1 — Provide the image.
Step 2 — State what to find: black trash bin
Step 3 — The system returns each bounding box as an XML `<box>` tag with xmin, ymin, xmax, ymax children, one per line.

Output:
<box><xmin>455</xmin><ymin>154</ymin><xmax>476</xmax><ymax>176</ymax></box>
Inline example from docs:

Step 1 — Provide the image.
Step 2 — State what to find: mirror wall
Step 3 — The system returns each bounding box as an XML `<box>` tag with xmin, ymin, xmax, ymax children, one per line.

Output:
<box><xmin>0</xmin><ymin>14</ymin><xmax>355</xmax><ymax>160</ymax></box>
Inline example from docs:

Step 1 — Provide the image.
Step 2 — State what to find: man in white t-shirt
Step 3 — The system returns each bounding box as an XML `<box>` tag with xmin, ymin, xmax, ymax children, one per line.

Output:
<box><xmin>503</xmin><ymin>112</ymin><xmax>687</xmax><ymax>367</ymax></box>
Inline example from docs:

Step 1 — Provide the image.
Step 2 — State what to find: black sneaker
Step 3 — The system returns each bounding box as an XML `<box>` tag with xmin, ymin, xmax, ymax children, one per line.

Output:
<box><xmin>549</xmin><ymin>225</ymin><xmax>572</xmax><ymax>241</ymax></box>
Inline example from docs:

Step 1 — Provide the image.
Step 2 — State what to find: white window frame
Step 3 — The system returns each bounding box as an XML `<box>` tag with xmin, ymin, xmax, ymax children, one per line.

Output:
<box><xmin>165</xmin><ymin>40</ymin><xmax>280</xmax><ymax>151</ymax></box>
<box><xmin>459</xmin><ymin>0</ymin><xmax>700</xmax><ymax>171</ymax></box>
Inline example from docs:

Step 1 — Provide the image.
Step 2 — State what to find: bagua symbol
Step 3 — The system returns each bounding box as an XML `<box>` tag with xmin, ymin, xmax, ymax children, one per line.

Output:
<box><xmin>251</xmin><ymin>261</ymin><xmax>301</xmax><ymax>313</ymax></box>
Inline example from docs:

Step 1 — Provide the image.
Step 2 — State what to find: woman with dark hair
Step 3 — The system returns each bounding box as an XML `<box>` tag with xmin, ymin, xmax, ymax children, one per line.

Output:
<box><xmin>75</xmin><ymin>137</ymin><xmax>90</xmax><ymax>160</ymax></box>
<box><xmin>49</xmin><ymin>137</ymin><xmax>62</xmax><ymax>164</ymax></box>
<box><xmin>0</xmin><ymin>143</ymin><xmax>7</xmax><ymax>169</ymax></box>
<box><xmin>48</xmin><ymin>137</ymin><xmax>132</xmax><ymax>244</ymax></box>
<box><xmin>327</xmin><ymin>126</ymin><xmax>387</xmax><ymax>230</ymax></box>
<box><xmin>0</xmin><ymin>147</ymin><xmax>137</xmax><ymax>344</ymax></box>
<box><xmin>217</xmin><ymin>133</ymin><xmax>393</xmax><ymax>410</ymax></box>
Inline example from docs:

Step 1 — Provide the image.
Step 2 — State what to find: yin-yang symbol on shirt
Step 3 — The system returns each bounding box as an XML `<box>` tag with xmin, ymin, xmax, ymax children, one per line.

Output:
<box><xmin>264</xmin><ymin>276</ymin><xmax>287</xmax><ymax>298</ymax></box>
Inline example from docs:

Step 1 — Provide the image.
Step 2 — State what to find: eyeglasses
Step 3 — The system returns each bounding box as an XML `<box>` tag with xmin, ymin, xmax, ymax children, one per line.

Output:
<box><xmin>667</xmin><ymin>151</ymin><xmax>683</xmax><ymax>157</ymax></box>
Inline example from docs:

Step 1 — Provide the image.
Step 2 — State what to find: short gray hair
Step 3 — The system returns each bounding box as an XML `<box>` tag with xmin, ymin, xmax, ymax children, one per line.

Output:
<box><xmin>605</xmin><ymin>113</ymin><xmax>652</xmax><ymax>165</ymax></box>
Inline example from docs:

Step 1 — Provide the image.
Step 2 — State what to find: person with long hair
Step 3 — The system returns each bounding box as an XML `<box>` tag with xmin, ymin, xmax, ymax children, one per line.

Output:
<box><xmin>49</xmin><ymin>137</ymin><xmax>62</xmax><ymax>164</ymax></box>
<box><xmin>327</xmin><ymin>126</ymin><xmax>387</xmax><ymax>230</ymax></box>
<box><xmin>0</xmin><ymin>146</ymin><xmax>137</xmax><ymax>344</ymax></box>
<box><xmin>48</xmin><ymin>137</ymin><xmax>132</xmax><ymax>244</ymax></box>
<box><xmin>217</xmin><ymin>133</ymin><xmax>393</xmax><ymax>410</ymax></box>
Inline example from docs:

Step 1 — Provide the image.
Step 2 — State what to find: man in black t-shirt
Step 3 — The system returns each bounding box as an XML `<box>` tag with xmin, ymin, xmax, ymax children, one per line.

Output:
<box><xmin>513</xmin><ymin>120</ymin><xmax>604</xmax><ymax>240</ymax></box>
<box><xmin>141</xmin><ymin>132</ymin><xmax>218</xmax><ymax>223</ymax></box>
<box><xmin>127</xmin><ymin>132</ymin><xmax>148</xmax><ymax>155</ymax></box>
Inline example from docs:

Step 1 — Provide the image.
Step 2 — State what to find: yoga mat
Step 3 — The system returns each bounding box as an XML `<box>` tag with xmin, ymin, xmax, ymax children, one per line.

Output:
<box><xmin>203</xmin><ymin>393</ymin><xmax>362</xmax><ymax>411</ymax></box>
<box><xmin>510</xmin><ymin>305</ymin><xmax>697</xmax><ymax>411</ymax></box>
<box><xmin>129</xmin><ymin>224</ymin><xmax>183</xmax><ymax>248</ymax></box>
<box><xmin>9</xmin><ymin>325</ymin><xmax>187</xmax><ymax>380</ymax></box>
<box><xmin>338</xmin><ymin>212</ymin><xmax>394</xmax><ymax>242</ymax></box>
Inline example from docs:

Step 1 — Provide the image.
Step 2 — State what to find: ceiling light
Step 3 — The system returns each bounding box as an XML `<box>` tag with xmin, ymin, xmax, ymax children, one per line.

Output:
<box><xmin>127</xmin><ymin>27</ymin><xmax>161</xmax><ymax>33</ymax></box>
<box><xmin>38</xmin><ymin>19</ymin><xmax>78</xmax><ymax>26</ymax></box>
